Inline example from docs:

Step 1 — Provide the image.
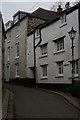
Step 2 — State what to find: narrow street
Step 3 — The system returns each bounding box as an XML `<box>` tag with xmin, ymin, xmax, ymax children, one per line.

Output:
<box><xmin>4</xmin><ymin>83</ymin><xmax>79</xmax><ymax>118</ymax></box>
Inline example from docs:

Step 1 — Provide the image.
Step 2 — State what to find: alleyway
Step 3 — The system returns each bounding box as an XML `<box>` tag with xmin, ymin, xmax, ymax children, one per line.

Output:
<box><xmin>4</xmin><ymin>83</ymin><xmax>79</xmax><ymax>118</ymax></box>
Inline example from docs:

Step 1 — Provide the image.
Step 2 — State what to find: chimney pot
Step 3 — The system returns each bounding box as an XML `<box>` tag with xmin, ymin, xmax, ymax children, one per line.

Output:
<box><xmin>57</xmin><ymin>5</ymin><xmax>62</xmax><ymax>14</ymax></box>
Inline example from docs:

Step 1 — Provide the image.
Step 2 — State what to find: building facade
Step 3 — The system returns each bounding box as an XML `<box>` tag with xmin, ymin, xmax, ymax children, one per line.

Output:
<box><xmin>27</xmin><ymin>3</ymin><xmax>80</xmax><ymax>85</ymax></box>
<box><xmin>5</xmin><ymin>11</ymin><xmax>28</xmax><ymax>81</ymax></box>
<box><xmin>5</xmin><ymin>8</ymin><xmax>56</xmax><ymax>82</ymax></box>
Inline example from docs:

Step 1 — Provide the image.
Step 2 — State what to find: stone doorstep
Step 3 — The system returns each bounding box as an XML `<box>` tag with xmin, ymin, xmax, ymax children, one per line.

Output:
<box><xmin>40</xmin><ymin>89</ymin><xmax>80</xmax><ymax>111</ymax></box>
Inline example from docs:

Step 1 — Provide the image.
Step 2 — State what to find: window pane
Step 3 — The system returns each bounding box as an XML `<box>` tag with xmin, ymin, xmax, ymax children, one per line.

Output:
<box><xmin>14</xmin><ymin>15</ymin><xmax>19</xmax><ymax>24</ymax></box>
<box><xmin>16</xmin><ymin>43</ymin><xmax>19</xmax><ymax>57</ymax></box>
<box><xmin>41</xmin><ymin>45</ymin><xmax>47</xmax><ymax>55</ymax></box>
<box><xmin>8</xmin><ymin>47</ymin><xmax>10</xmax><ymax>60</ymax></box>
<box><xmin>76</xmin><ymin>61</ymin><xmax>78</xmax><ymax>74</ymax></box>
<box><xmin>16</xmin><ymin>64</ymin><xmax>19</xmax><ymax>76</ymax></box>
<box><xmin>57</xmin><ymin>39</ymin><xmax>64</xmax><ymax>51</ymax></box>
<box><xmin>17</xmin><ymin>24</ymin><xmax>20</xmax><ymax>35</ymax></box>
<box><xmin>72</xmin><ymin>61</ymin><xmax>78</xmax><ymax>74</ymax></box>
<box><xmin>42</xmin><ymin>65</ymin><xmax>47</xmax><ymax>77</ymax></box>
<box><xmin>57</xmin><ymin>42</ymin><xmax>59</xmax><ymax>51</ymax></box>
<box><xmin>36</xmin><ymin>29</ymin><xmax>40</xmax><ymax>36</ymax></box>
<box><xmin>58</xmin><ymin>62</ymin><xmax>63</xmax><ymax>74</ymax></box>
<box><xmin>61</xmin><ymin>14</ymin><xmax>66</xmax><ymax>23</ymax></box>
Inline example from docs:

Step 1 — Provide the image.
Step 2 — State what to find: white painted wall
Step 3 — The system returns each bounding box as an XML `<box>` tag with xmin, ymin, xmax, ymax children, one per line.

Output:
<box><xmin>27</xmin><ymin>9</ymin><xmax>80</xmax><ymax>84</ymax></box>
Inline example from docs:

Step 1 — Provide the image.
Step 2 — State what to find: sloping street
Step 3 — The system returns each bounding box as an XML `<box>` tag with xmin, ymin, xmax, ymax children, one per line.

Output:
<box><xmin>4</xmin><ymin>83</ymin><xmax>79</xmax><ymax>119</ymax></box>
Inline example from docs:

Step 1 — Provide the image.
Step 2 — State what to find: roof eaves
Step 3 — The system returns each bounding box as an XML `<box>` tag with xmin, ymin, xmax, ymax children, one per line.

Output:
<box><xmin>39</xmin><ymin>16</ymin><xmax>60</xmax><ymax>29</ymax></box>
<box><xmin>39</xmin><ymin>3</ymin><xmax>80</xmax><ymax>30</ymax></box>
<box><xmin>2</xmin><ymin>20</ymin><xmax>7</xmax><ymax>39</ymax></box>
<box><xmin>13</xmin><ymin>10</ymin><xmax>27</xmax><ymax>17</ymax></box>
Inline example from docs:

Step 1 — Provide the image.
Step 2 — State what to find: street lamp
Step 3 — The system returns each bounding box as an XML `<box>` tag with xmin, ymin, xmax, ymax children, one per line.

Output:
<box><xmin>68</xmin><ymin>27</ymin><xmax>77</xmax><ymax>85</ymax></box>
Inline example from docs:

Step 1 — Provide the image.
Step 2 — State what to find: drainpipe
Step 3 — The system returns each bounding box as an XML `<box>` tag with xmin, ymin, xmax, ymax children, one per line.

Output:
<box><xmin>78</xmin><ymin>8</ymin><xmax>80</xmax><ymax>80</ymax></box>
<box><xmin>33</xmin><ymin>32</ymin><xmax>36</xmax><ymax>87</ymax></box>
<box><xmin>34</xmin><ymin>29</ymin><xmax>42</xmax><ymax>87</ymax></box>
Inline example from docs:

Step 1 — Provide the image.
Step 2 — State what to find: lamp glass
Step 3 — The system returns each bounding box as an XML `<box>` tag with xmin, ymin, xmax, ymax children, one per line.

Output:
<box><xmin>68</xmin><ymin>27</ymin><xmax>76</xmax><ymax>40</ymax></box>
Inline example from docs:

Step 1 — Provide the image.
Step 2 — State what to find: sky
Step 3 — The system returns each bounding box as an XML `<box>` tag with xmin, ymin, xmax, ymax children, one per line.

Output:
<box><xmin>2</xmin><ymin>2</ymin><xmax>54</xmax><ymax>23</ymax></box>
<box><xmin>1</xmin><ymin>0</ymin><xmax>77</xmax><ymax>24</ymax></box>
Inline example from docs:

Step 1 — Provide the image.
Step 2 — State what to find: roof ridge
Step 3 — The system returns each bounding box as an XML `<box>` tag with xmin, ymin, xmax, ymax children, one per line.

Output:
<box><xmin>31</xmin><ymin>7</ymin><xmax>57</xmax><ymax>14</ymax></box>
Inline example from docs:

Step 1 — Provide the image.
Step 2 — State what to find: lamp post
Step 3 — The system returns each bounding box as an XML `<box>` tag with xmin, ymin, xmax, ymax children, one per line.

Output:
<box><xmin>68</xmin><ymin>27</ymin><xmax>76</xmax><ymax>85</ymax></box>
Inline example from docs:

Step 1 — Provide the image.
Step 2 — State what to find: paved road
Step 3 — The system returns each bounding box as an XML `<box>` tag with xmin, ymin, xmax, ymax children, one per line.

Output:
<box><xmin>4</xmin><ymin>83</ymin><xmax>79</xmax><ymax>118</ymax></box>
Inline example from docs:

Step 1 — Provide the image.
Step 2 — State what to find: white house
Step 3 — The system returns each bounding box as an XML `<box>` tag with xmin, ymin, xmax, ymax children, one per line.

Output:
<box><xmin>27</xmin><ymin>3</ymin><xmax>80</xmax><ymax>86</ymax></box>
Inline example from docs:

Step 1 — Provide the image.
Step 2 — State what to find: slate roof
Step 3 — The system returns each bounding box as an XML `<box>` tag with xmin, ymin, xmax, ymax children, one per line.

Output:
<box><xmin>39</xmin><ymin>2</ymin><xmax>80</xmax><ymax>29</ymax></box>
<box><xmin>31</xmin><ymin>7</ymin><xmax>58</xmax><ymax>21</ymax></box>
<box><xmin>27</xmin><ymin>2</ymin><xmax>80</xmax><ymax>36</ymax></box>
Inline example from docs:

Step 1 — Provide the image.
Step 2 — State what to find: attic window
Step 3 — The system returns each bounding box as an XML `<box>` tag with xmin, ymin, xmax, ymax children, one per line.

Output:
<box><xmin>61</xmin><ymin>14</ymin><xmax>66</xmax><ymax>24</ymax></box>
<box><xmin>6</xmin><ymin>23</ymin><xmax>9</xmax><ymax>29</ymax></box>
<box><xmin>14</xmin><ymin>15</ymin><xmax>19</xmax><ymax>24</ymax></box>
<box><xmin>36</xmin><ymin>29</ymin><xmax>40</xmax><ymax>36</ymax></box>
<box><xmin>6</xmin><ymin>22</ymin><xmax>11</xmax><ymax>30</ymax></box>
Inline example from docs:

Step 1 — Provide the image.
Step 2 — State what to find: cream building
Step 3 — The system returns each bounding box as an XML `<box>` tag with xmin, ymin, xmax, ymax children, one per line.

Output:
<box><xmin>5</xmin><ymin>8</ymin><xmax>56</xmax><ymax>82</ymax></box>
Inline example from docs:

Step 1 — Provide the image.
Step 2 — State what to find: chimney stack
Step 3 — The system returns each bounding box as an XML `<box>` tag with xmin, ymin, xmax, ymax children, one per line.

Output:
<box><xmin>65</xmin><ymin>2</ymin><xmax>70</xmax><ymax>9</ymax></box>
<box><xmin>57</xmin><ymin>5</ymin><xmax>62</xmax><ymax>14</ymax></box>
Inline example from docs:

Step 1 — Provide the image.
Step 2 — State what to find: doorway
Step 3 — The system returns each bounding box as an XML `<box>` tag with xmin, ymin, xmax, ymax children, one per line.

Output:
<box><xmin>6</xmin><ymin>65</ymin><xmax>10</xmax><ymax>82</ymax></box>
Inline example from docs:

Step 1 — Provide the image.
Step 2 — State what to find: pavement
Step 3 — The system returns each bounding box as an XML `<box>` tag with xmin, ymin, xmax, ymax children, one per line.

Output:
<box><xmin>2</xmin><ymin>84</ymin><xmax>80</xmax><ymax>118</ymax></box>
<box><xmin>40</xmin><ymin>88</ymin><xmax>80</xmax><ymax>111</ymax></box>
<box><xmin>0</xmin><ymin>89</ymin><xmax>2</xmax><ymax>120</ymax></box>
<box><xmin>2</xmin><ymin>88</ymin><xmax>15</xmax><ymax>119</ymax></box>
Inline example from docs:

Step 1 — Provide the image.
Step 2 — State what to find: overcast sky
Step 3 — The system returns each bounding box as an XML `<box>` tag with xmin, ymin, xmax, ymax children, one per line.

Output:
<box><xmin>1</xmin><ymin>0</ymin><xmax>76</xmax><ymax>24</ymax></box>
<box><xmin>2</xmin><ymin>2</ymin><xmax>55</xmax><ymax>23</ymax></box>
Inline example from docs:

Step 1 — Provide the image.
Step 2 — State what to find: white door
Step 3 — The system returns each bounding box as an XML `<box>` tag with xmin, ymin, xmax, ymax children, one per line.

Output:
<box><xmin>6</xmin><ymin>66</ymin><xmax>10</xmax><ymax>82</ymax></box>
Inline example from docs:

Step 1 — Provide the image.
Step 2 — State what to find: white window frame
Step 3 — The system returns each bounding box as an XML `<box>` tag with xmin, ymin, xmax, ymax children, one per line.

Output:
<box><xmin>73</xmin><ymin>61</ymin><xmax>78</xmax><ymax>75</ymax></box>
<box><xmin>16</xmin><ymin>24</ymin><xmax>20</xmax><ymax>37</ymax></box>
<box><xmin>15</xmin><ymin>43</ymin><xmax>19</xmax><ymax>58</ymax></box>
<box><xmin>7</xmin><ymin>47</ymin><xmax>10</xmax><ymax>61</ymax></box>
<box><xmin>57</xmin><ymin>39</ymin><xmax>64</xmax><ymax>51</ymax></box>
<box><xmin>14</xmin><ymin>15</ymin><xmax>19</xmax><ymax>24</ymax></box>
<box><xmin>41</xmin><ymin>65</ymin><xmax>47</xmax><ymax>77</ymax></box>
<box><xmin>41</xmin><ymin>44</ymin><xmax>47</xmax><ymax>55</ymax></box>
<box><xmin>6</xmin><ymin>23</ymin><xmax>9</xmax><ymax>30</ymax></box>
<box><xmin>35</xmin><ymin>29</ymin><xmax>40</xmax><ymax>37</ymax></box>
<box><xmin>61</xmin><ymin>14</ymin><xmax>66</xmax><ymax>24</ymax></box>
<box><xmin>15</xmin><ymin>63</ymin><xmax>19</xmax><ymax>77</ymax></box>
<box><xmin>57</xmin><ymin>62</ymin><xmax>63</xmax><ymax>76</ymax></box>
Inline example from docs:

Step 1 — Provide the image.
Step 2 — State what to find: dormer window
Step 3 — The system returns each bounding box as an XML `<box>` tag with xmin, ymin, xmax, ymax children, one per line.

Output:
<box><xmin>35</xmin><ymin>29</ymin><xmax>40</xmax><ymax>37</ymax></box>
<box><xmin>16</xmin><ymin>23</ymin><xmax>20</xmax><ymax>37</ymax></box>
<box><xmin>61</xmin><ymin>14</ymin><xmax>66</xmax><ymax>24</ymax></box>
<box><xmin>6</xmin><ymin>23</ymin><xmax>9</xmax><ymax>29</ymax></box>
<box><xmin>5</xmin><ymin>21</ymin><xmax>12</xmax><ymax>30</ymax></box>
<box><xmin>14</xmin><ymin>15</ymin><xmax>19</xmax><ymax>24</ymax></box>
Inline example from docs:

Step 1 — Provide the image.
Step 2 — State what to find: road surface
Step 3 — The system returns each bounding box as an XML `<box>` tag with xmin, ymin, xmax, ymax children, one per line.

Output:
<box><xmin>4</xmin><ymin>83</ymin><xmax>79</xmax><ymax>118</ymax></box>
